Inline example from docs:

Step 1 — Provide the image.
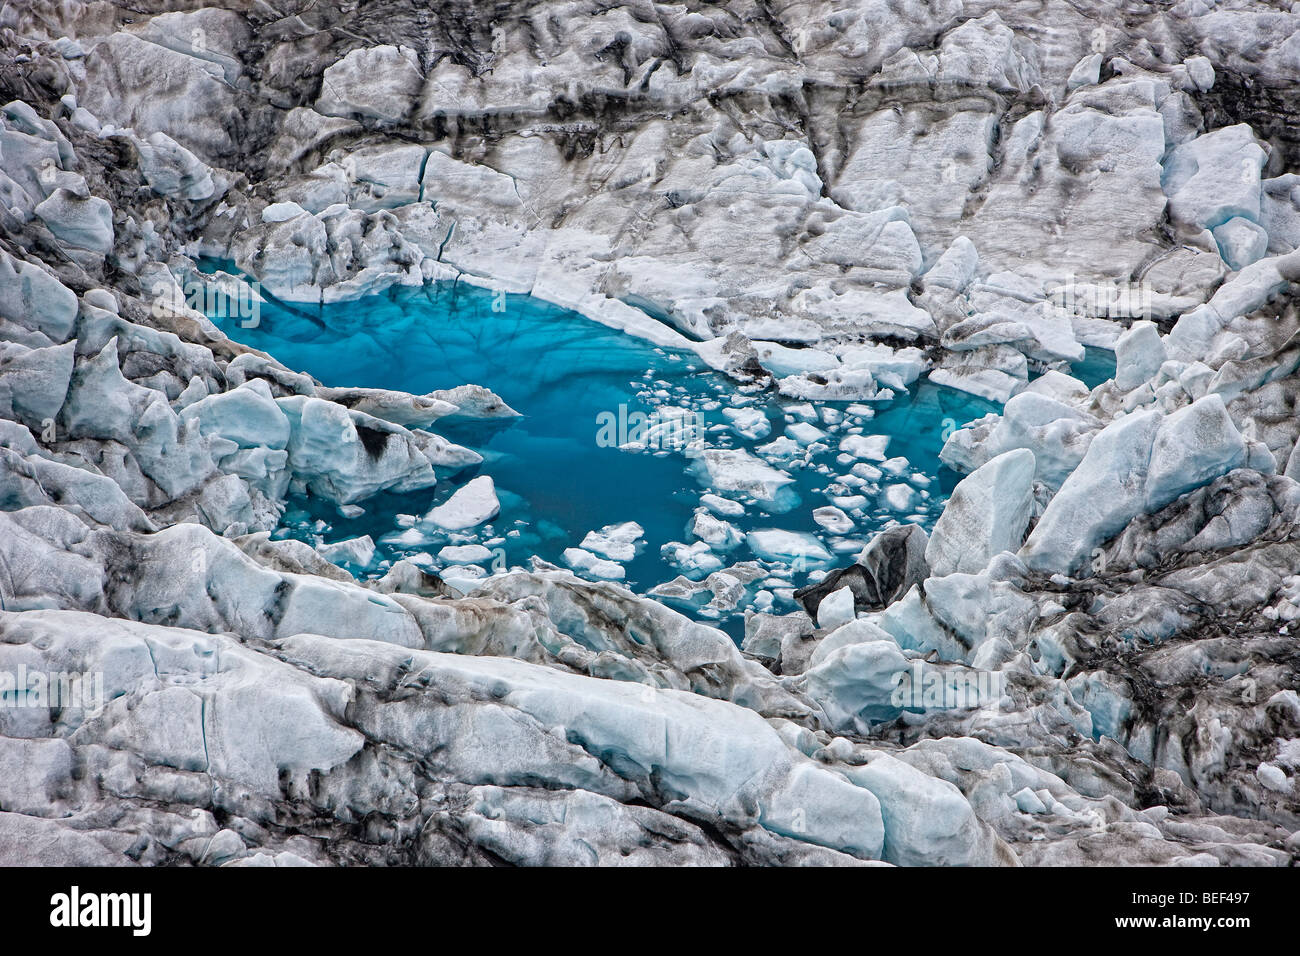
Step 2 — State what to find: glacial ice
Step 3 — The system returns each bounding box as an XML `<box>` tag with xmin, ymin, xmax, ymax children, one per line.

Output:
<box><xmin>1113</xmin><ymin>322</ymin><xmax>1166</xmax><ymax>393</ymax></box>
<box><xmin>1</xmin><ymin>0</ymin><xmax>1298</xmax><ymax>870</ymax></box>
<box><xmin>34</xmin><ymin>189</ymin><xmax>114</xmax><ymax>254</ymax></box>
<box><xmin>1021</xmin><ymin>395</ymin><xmax>1247</xmax><ymax>575</ymax></box>
<box><xmin>1214</xmin><ymin>217</ymin><xmax>1270</xmax><ymax>270</ymax></box>
<box><xmin>815</xmin><ymin>586</ymin><xmax>857</xmax><ymax>630</ymax></box>
<box><xmin>1162</xmin><ymin>124</ymin><xmax>1266</xmax><ymax>234</ymax></box>
<box><xmin>925</xmin><ymin>449</ymin><xmax>1035</xmax><ymax>577</ymax></box>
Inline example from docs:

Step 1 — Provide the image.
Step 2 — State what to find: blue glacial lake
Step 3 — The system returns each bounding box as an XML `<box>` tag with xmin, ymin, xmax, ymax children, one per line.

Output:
<box><xmin>207</xmin><ymin>277</ymin><xmax>1007</xmax><ymax>633</ymax></box>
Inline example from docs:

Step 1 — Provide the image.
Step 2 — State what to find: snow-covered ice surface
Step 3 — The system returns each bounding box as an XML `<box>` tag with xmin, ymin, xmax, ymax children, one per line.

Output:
<box><xmin>0</xmin><ymin>0</ymin><xmax>1298</xmax><ymax>867</ymax></box>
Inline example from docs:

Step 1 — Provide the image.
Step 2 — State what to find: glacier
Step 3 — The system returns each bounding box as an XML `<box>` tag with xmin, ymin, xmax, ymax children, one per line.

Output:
<box><xmin>0</xmin><ymin>0</ymin><xmax>1296</xmax><ymax>869</ymax></box>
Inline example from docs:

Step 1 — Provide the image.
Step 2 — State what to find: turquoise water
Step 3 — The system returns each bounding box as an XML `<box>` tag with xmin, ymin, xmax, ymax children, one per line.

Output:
<box><xmin>1072</xmin><ymin>346</ymin><xmax>1118</xmax><ymax>390</ymax></box>
<box><xmin>206</xmin><ymin>275</ymin><xmax>1006</xmax><ymax>631</ymax></box>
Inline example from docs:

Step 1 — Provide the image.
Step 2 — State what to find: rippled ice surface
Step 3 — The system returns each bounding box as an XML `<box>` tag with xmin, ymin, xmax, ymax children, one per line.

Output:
<box><xmin>209</xmin><ymin>279</ymin><xmax>999</xmax><ymax>633</ymax></box>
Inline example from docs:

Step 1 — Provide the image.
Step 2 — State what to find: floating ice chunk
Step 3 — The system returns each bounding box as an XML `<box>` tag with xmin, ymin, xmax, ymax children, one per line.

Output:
<box><xmin>880</xmin><ymin>456</ymin><xmax>909</xmax><ymax>476</ymax></box>
<box><xmin>832</xmin><ymin>494</ymin><xmax>870</xmax><ymax>511</ymax></box>
<box><xmin>722</xmin><ymin>407</ymin><xmax>771</xmax><ymax>439</ymax></box>
<box><xmin>317</xmin><ymin>535</ymin><xmax>376</xmax><ymax>568</ymax></box>
<box><xmin>701</xmin><ymin>493</ymin><xmax>745</xmax><ymax>517</ymax></box>
<box><xmin>882</xmin><ymin>484</ymin><xmax>917</xmax><ymax>512</ymax></box>
<box><xmin>785</xmin><ymin>403</ymin><xmax>819</xmax><ymax>423</ymax></box>
<box><xmin>817</xmin><ymin>586</ymin><xmax>856</xmax><ymax>630</ymax></box>
<box><xmin>827</xmin><ymin>537</ymin><xmax>864</xmax><ymax>555</ymax></box>
<box><xmin>662</xmin><ymin>540</ymin><xmax>724</xmax><ymax>577</ymax></box>
<box><xmin>409</xmin><ymin>431</ymin><xmax>483</xmax><ymax>471</ymax></box>
<box><xmin>692</xmin><ymin>448</ymin><xmax>797</xmax><ymax>509</ymax></box>
<box><xmin>312</xmin><ymin>386</ymin><xmax>459</xmax><ymax>428</ymax></box>
<box><xmin>440</xmin><ymin>563</ymin><xmax>488</xmax><ymax>593</ymax></box>
<box><xmin>756</xmin><ymin>436</ymin><xmax>801</xmax><ymax>461</ymax></box>
<box><xmin>277</xmin><ymin>395</ymin><xmax>436</xmax><ymax>503</ymax></box>
<box><xmin>839</xmin><ymin>434</ymin><xmax>889</xmax><ymax>461</ymax></box>
<box><xmin>650</xmin><ymin>564</ymin><xmax>766</xmax><ymax>616</ymax></box>
<box><xmin>746</xmin><ymin>530</ymin><xmax>833</xmax><ymax>566</ymax></box>
<box><xmin>382</xmin><ymin>527</ymin><xmax>436</xmax><ymax>549</ymax></box>
<box><xmin>813</xmin><ymin>506</ymin><xmax>854</xmax><ymax>535</ymax></box>
<box><xmin>926</xmin><ymin>449</ymin><xmax>1035</xmax><ymax>577</ymax></box>
<box><xmin>786</xmin><ymin>422</ymin><xmax>827</xmax><ymax>445</ymax></box>
<box><xmin>426</xmin><ymin>476</ymin><xmax>500</xmax><ymax>530</ymax></box>
<box><xmin>563</xmin><ymin>547</ymin><xmax>625</xmax><ymax>580</ymax></box>
<box><xmin>635</xmin><ymin>405</ymin><xmax>704</xmax><ymax>455</ymax></box>
<box><xmin>689</xmin><ymin>511</ymin><xmax>744</xmax><ymax>551</ymax></box>
<box><xmin>438</xmin><ymin>544</ymin><xmax>494</xmax><ymax>565</ymax></box>
<box><xmin>580</xmin><ymin>521</ymin><xmax>645</xmax><ymax>561</ymax></box>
